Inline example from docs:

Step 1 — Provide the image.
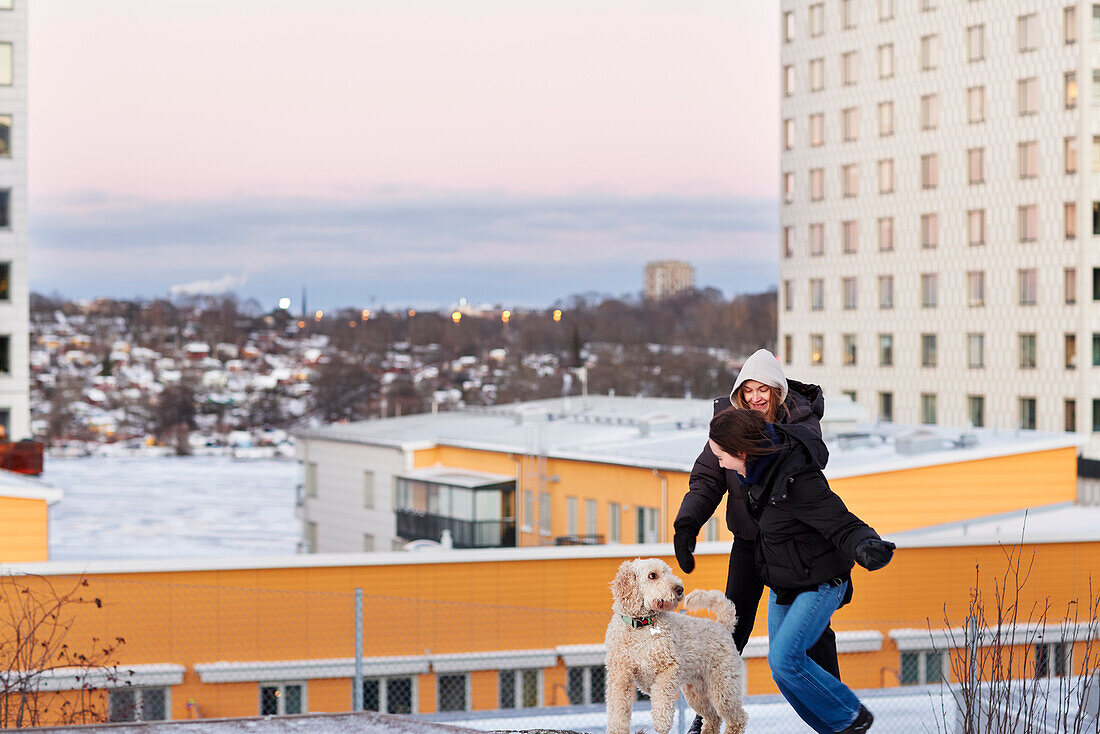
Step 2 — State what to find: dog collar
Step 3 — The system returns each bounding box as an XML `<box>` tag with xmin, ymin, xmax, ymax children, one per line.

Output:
<box><xmin>621</xmin><ymin>614</ymin><xmax>656</xmax><ymax>629</ymax></box>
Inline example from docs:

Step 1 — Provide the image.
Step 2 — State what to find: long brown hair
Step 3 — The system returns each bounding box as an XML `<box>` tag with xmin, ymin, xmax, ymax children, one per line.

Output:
<box><xmin>732</xmin><ymin>383</ymin><xmax>789</xmax><ymax>423</ymax></box>
<box><xmin>708</xmin><ymin>408</ymin><xmax>778</xmax><ymax>459</ymax></box>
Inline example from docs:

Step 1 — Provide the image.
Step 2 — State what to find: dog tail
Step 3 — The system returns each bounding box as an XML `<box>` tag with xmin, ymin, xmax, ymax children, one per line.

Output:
<box><xmin>683</xmin><ymin>589</ymin><xmax>737</xmax><ymax>632</ymax></box>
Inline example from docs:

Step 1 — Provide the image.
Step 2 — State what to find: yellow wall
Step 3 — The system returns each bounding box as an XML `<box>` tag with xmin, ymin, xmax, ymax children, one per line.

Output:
<box><xmin>3</xmin><ymin>538</ymin><xmax>1097</xmax><ymax>723</ymax></box>
<box><xmin>411</xmin><ymin>445</ymin><xmax>1078</xmax><ymax>545</ymax></box>
<box><xmin>0</xmin><ymin>496</ymin><xmax>51</xmax><ymax>562</ymax></box>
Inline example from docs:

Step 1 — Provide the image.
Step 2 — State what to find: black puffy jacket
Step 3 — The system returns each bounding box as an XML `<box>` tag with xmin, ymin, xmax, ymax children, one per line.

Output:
<box><xmin>675</xmin><ymin>379</ymin><xmax>826</xmax><ymax>540</ymax></box>
<box><xmin>743</xmin><ymin>423</ymin><xmax>879</xmax><ymax>592</ymax></box>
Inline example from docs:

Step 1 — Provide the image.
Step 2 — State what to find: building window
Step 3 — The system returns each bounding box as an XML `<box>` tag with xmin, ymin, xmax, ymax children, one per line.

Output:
<box><xmin>967</xmin><ymin>25</ymin><xmax>984</xmax><ymax>62</ymax></box>
<box><xmin>1018</xmin><ymin>205</ymin><xmax>1038</xmax><ymax>242</ymax></box>
<box><xmin>810</xmin><ymin>112</ymin><xmax>824</xmax><ymax>146</ymax></box>
<box><xmin>1019</xmin><ymin>398</ymin><xmax>1038</xmax><ymax>431</ymax></box>
<box><xmin>968</xmin><ymin>396</ymin><xmax>985</xmax><ymax>428</ymax></box>
<box><xmin>1018</xmin><ymin>77</ymin><xmax>1038</xmax><ymax>116</ymax></box>
<box><xmin>878</xmin><ymin>334</ymin><xmax>893</xmax><ymax>366</ymax></box>
<box><xmin>1066</xmin><ymin>333</ymin><xmax>1077</xmax><ymax>370</ymax></box>
<box><xmin>842</xmin><ymin>0</ymin><xmax>857</xmax><ymax>29</ymax></box>
<box><xmin>878</xmin><ymin>159</ymin><xmax>894</xmax><ymax>194</ymax></box>
<box><xmin>1066</xmin><ymin>136</ymin><xmax>1078</xmax><ymax>174</ymax></box>
<box><xmin>585</xmin><ymin>498</ymin><xmax>597</xmax><ymax>536</ymax></box>
<box><xmin>810</xmin><ymin>222</ymin><xmax>825</xmax><ymax>255</ymax></box>
<box><xmin>1066</xmin><ymin>399</ymin><xmax>1077</xmax><ymax>433</ymax></box>
<box><xmin>1066</xmin><ymin>71</ymin><xmax>1078</xmax><ymax>109</ymax></box>
<box><xmin>500</xmin><ymin>669</ymin><xmax>541</xmax><ymax>709</ymax></box>
<box><xmin>1094</xmin><ymin>267</ymin><xmax>1100</xmax><ymax>299</ymax></box>
<box><xmin>921</xmin><ymin>154</ymin><xmax>938</xmax><ymax>189</ymax></box>
<box><xmin>362</xmin><ymin>471</ymin><xmax>375</xmax><ymax>508</ymax></box>
<box><xmin>0</xmin><ymin>334</ymin><xmax>8</xmax><ymax>374</ymax></box>
<box><xmin>809</xmin><ymin>3</ymin><xmax>825</xmax><ymax>36</ymax></box>
<box><xmin>1093</xmin><ymin>69</ymin><xmax>1100</xmax><ymax>104</ymax></box>
<box><xmin>810</xmin><ymin>58</ymin><xmax>825</xmax><ymax>91</ymax></box>
<box><xmin>1066</xmin><ymin>268</ymin><xmax>1077</xmax><ymax>304</ymax></box>
<box><xmin>841</xmin><ymin>163</ymin><xmax>858</xmax><ymax>197</ymax></box>
<box><xmin>1018</xmin><ymin>141</ymin><xmax>1038</xmax><ymax>179</ymax></box>
<box><xmin>842</xmin><ymin>220</ymin><xmax>858</xmax><ymax>254</ymax></box>
<box><xmin>782</xmin><ymin>281</ymin><xmax>792</xmax><ymax>311</ymax></box>
<box><xmin>810</xmin><ymin>334</ymin><xmax>824</xmax><ymax>365</ymax></box>
<box><xmin>0</xmin><ymin>189</ymin><xmax>9</xmax><ymax>228</ymax></box>
<box><xmin>566</xmin><ymin>496</ymin><xmax>578</xmax><ymax>536</ymax></box>
<box><xmin>967</xmin><ymin>148</ymin><xmax>984</xmax><ymax>185</ymax></box>
<box><xmin>783</xmin><ymin>172</ymin><xmax>794</xmax><ymax>204</ymax></box>
<box><xmin>1018</xmin><ymin>269</ymin><xmax>1038</xmax><ymax>305</ymax></box>
<box><xmin>783</xmin><ymin>334</ymin><xmax>793</xmax><ymax>366</ymax></box>
<box><xmin>878</xmin><ymin>217</ymin><xmax>894</xmax><ymax>251</ymax></box>
<box><xmin>1094</xmin><ymin>202</ymin><xmax>1100</xmax><ymax>235</ymax></box>
<box><xmin>920</xmin><ymin>34</ymin><xmax>939</xmax><ymax>71</ymax></box>
<box><xmin>362</xmin><ymin>677</ymin><xmax>415</xmax><ymax>714</ymax></box>
<box><xmin>921</xmin><ymin>334</ymin><xmax>938</xmax><ymax>367</ymax></box>
<box><xmin>968</xmin><ymin>209</ymin><xmax>985</xmax><ymax>246</ymax></box>
<box><xmin>304</xmin><ymin>462</ymin><xmax>318</xmax><ymax>498</ymax></box>
<box><xmin>878</xmin><ymin>101</ymin><xmax>894</xmax><ymax>136</ymax></box>
<box><xmin>1017</xmin><ymin>13</ymin><xmax>1038</xmax><ymax>52</ymax></box>
<box><xmin>968</xmin><ymin>333</ymin><xmax>985</xmax><ymax>369</ymax></box>
<box><xmin>842</xmin><ymin>334</ymin><xmax>857</xmax><ymax>365</ymax></box>
<box><xmin>0</xmin><ymin>115</ymin><xmax>9</xmax><ymax>158</ymax></box>
<box><xmin>539</xmin><ymin>491</ymin><xmax>550</xmax><ymax>533</ymax></box>
<box><xmin>810</xmin><ymin>168</ymin><xmax>825</xmax><ymax>201</ymax></box>
<box><xmin>438</xmin><ymin>674</ymin><xmax>468</xmax><ymax>712</ymax></box>
<box><xmin>783</xmin><ymin>11</ymin><xmax>795</xmax><ymax>42</ymax></box>
<box><xmin>920</xmin><ymin>394</ymin><xmax>937</xmax><ymax>425</ymax></box>
<box><xmin>1094</xmin><ymin>399</ymin><xmax>1100</xmax><ymax>433</ymax></box>
<box><xmin>608</xmin><ymin>501</ymin><xmax>621</xmax><ymax>543</ymax></box>
<box><xmin>260</xmin><ymin>683</ymin><xmax>304</xmax><ymax>716</ymax></box>
<box><xmin>878</xmin><ymin>392</ymin><xmax>893</xmax><ymax>422</ymax></box>
<box><xmin>967</xmin><ymin>271</ymin><xmax>985</xmax><ymax>307</ymax></box>
<box><xmin>567</xmin><ymin>666</ymin><xmax>606</xmax><ymax>705</ymax></box>
<box><xmin>109</xmin><ymin>688</ymin><xmax>168</xmax><ymax>722</ymax></box>
<box><xmin>842</xmin><ymin>107</ymin><xmax>858</xmax><ymax>142</ymax></box>
<box><xmin>879</xmin><ymin>0</ymin><xmax>894</xmax><ymax>22</ymax></box>
<box><xmin>1019</xmin><ymin>333</ymin><xmax>1038</xmax><ymax>369</ymax></box>
<box><xmin>842</xmin><ymin>277</ymin><xmax>857</xmax><ymax>309</ymax></box>
<box><xmin>0</xmin><ymin>44</ymin><xmax>10</xmax><ymax>87</ymax></box>
<box><xmin>636</xmin><ymin>506</ymin><xmax>658</xmax><ymax>543</ymax></box>
<box><xmin>878</xmin><ymin>43</ymin><xmax>893</xmax><ymax>78</ymax></box>
<box><xmin>1095</xmin><ymin>333</ymin><xmax>1100</xmax><ymax>367</ymax></box>
<box><xmin>1061</xmin><ymin>202</ymin><xmax>1076</xmax><ymax>240</ymax></box>
<box><xmin>0</xmin><ymin>262</ymin><xmax>8</xmax><ymax>300</ymax></box>
<box><xmin>921</xmin><ymin>273</ymin><xmax>938</xmax><ymax>308</ymax></box>
<box><xmin>967</xmin><ymin>86</ymin><xmax>985</xmax><ymax>123</ymax></box>
<box><xmin>878</xmin><ymin>275</ymin><xmax>894</xmax><ymax>309</ymax></box>
<box><xmin>920</xmin><ymin>94</ymin><xmax>939</xmax><ymax>130</ymax></box>
<box><xmin>810</xmin><ymin>278</ymin><xmax>824</xmax><ymax>310</ymax></box>
<box><xmin>920</xmin><ymin>213</ymin><xmax>938</xmax><ymax>249</ymax></box>
<box><xmin>841</xmin><ymin>51</ymin><xmax>859</xmax><ymax>86</ymax></box>
<box><xmin>1066</xmin><ymin>6</ymin><xmax>1078</xmax><ymax>44</ymax></box>
<box><xmin>782</xmin><ymin>227</ymin><xmax>793</xmax><ymax>258</ymax></box>
<box><xmin>522</xmin><ymin>490</ymin><xmax>534</xmax><ymax>531</ymax></box>
<box><xmin>783</xmin><ymin>118</ymin><xmax>794</xmax><ymax>150</ymax></box>
<box><xmin>783</xmin><ymin>65</ymin><xmax>795</xmax><ymax>96</ymax></box>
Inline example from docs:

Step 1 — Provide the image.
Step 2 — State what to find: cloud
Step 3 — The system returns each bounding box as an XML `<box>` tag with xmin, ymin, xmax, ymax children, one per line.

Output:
<box><xmin>168</xmin><ymin>274</ymin><xmax>249</xmax><ymax>297</ymax></box>
<box><xmin>29</xmin><ymin>190</ymin><xmax>779</xmax><ymax>308</ymax></box>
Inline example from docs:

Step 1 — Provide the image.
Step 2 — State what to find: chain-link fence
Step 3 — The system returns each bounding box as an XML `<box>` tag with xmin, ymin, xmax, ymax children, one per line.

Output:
<box><xmin>0</xmin><ymin>569</ymin><xmax>1096</xmax><ymax>732</ymax></box>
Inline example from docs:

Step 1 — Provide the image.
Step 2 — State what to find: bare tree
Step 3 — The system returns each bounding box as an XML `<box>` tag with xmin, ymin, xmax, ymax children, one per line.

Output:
<box><xmin>0</xmin><ymin>574</ymin><xmax>125</xmax><ymax>727</ymax></box>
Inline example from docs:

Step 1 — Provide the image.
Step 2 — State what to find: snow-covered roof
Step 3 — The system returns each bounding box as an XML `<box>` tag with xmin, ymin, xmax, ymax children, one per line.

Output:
<box><xmin>0</xmin><ymin>469</ymin><xmax>62</xmax><ymax>505</ymax></box>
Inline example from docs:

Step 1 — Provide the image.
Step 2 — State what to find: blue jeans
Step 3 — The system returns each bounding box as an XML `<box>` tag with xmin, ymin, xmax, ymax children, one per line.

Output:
<box><xmin>768</xmin><ymin>583</ymin><xmax>861</xmax><ymax>733</ymax></box>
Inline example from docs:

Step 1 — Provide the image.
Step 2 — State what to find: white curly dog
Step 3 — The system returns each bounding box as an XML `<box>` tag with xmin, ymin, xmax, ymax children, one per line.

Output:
<box><xmin>604</xmin><ymin>558</ymin><xmax>748</xmax><ymax>734</ymax></box>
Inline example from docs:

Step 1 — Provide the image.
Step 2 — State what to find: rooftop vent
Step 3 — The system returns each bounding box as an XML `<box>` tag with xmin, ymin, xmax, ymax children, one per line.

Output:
<box><xmin>895</xmin><ymin>429</ymin><xmax>946</xmax><ymax>456</ymax></box>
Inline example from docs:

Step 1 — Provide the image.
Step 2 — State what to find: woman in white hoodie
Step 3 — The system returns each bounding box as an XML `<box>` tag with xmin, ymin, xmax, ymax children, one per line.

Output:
<box><xmin>673</xmin><ymin>349</ymin><xmax>841</xmax><ymax>734</ymax></box>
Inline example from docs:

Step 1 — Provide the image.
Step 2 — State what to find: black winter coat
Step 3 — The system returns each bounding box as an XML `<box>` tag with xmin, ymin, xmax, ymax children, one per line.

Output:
<box><xmin>675</xmin><ymin>379</ymin><xmax>826</xmax><ymax>540</ymax></box>
<box><xmin>743</xmin><ymin>423</ymin><xmax>879</xmax><ymax>592</ymax></box>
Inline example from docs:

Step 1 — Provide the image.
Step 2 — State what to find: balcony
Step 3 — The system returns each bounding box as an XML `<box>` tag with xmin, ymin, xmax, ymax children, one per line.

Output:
<box><xmin>395</xmin><ymin>510</ymin><xmax>516</xmax><ymax>549</ymax></box>
<box><xmin>393</xmin><ymin>466</ymin><xmax>517</xmax><ymax>549</ymax></box>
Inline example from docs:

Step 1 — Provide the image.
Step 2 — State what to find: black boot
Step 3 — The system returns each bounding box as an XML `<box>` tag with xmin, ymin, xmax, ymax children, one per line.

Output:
<box><xmin>686</xmin><ymin>714</ymin><xmax>704</xmax><ymax>734</ymax></box>
<box><xmin>840</xmin><ymin>705</ymin><xmax>873</xmax><ymax>733</ymax></box>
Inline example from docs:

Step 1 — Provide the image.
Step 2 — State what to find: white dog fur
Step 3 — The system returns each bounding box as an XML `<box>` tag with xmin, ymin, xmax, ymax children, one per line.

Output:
<box><xmin>604</xmin><ymin>558</ymin><xmax>748</xmax><ymax>734</ymax></box>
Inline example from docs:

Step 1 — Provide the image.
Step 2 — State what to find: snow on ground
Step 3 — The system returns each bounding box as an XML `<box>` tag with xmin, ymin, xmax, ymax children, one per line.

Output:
<box><xmin>43</xmin><ymin>456</ymin><xmax>301</xmax><ymax>561</ymax></box>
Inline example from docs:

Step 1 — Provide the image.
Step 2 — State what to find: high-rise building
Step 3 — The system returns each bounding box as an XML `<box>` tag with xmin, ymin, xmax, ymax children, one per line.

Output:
<box><xmin>0</xmin><ymin>3</ymin><xmax>26</xmax><ymax>440</ymax></box>
<box><xmin>644</xmin><ymin>260</ymin><xmax>695</xmax><ymax>300</ymax></box>
<box><xmin>779</xmin><ymin>0</ymin><xmax>1100</xmax><ymax>460</ymax></box>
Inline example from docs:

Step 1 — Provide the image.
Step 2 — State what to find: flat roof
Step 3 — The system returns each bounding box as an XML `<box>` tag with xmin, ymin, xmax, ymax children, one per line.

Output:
<box><xmin>398</xmin><ymin>466</ymin><xmax>515</xmax><ymax>487</ymax></box>
<box><xmin>295</xmin><ymin>394</ymin><xmax>1081</xmax><ymax>476</ymax></box>
<box><xmin>0</xmin><ymin>470</ymin><xmax>63</xmax><ymax>504</ymax></box>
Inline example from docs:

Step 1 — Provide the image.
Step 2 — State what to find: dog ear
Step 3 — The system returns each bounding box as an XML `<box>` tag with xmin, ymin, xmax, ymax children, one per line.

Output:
<box><xmin>611</xmin><ymin>561</ymin><xmax>643</xmax><ymax>614</ymax></box>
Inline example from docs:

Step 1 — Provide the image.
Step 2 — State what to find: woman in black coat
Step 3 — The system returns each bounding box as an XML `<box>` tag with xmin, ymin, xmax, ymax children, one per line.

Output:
<box><xmin>707</xmin><ymin>407</ymin><xmax>894</xmax><ymax>734</ymax></box>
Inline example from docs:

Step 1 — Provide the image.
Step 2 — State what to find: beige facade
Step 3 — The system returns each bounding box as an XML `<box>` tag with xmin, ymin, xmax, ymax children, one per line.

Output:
<box><xmin>644</xmin><ymin>260</ymin><xmax>694</xmax><ymax>300</ymax></box>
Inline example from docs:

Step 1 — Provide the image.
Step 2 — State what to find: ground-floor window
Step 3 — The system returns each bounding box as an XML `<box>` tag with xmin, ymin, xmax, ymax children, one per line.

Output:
<box><xmin>499</xmin><ymin>668</ymin><xmax>540</xmax><ymax>709</ymax></box>
<box><xmin>259</xmin><ymin>682</ymin><xmax>305</xmax><ymax>715</ymax></box>
<box><xmin>108</xmin><ymin>687</ymin><xmax>168</xmax><ymax>722</ymax></box>
<box><xmin>900</xmin><ymin>650</ymin><xmax>946</xmax><ymax>685</ymax></box>
<box><xmin>362</xmin><ymin>676</ymin><xmax>414</xmax><ymax>714</ymax></box>
<box><xmin>437</xmin><ymin>673</ymin><xmax>468</xmax><ymax>712</ymax></box>
<box><xmin>1035</xmin><ymin>642</ymin><xmax>1070</xmax><ymax>678</ymax></box>
<box><xmin>566</xmin><ymin>665</ymin><xmax>605</xmax><ymax>705</ymax></box>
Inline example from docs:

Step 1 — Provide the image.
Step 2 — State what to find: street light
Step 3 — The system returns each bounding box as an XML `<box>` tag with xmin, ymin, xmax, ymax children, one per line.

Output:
<box><xmin>277</xmin><ymin>297</ymin><xmax>291</xmax><ymax>310</ymax></box>
<box><xmin>314</xmin><ymin>310</ymin><xmax>324</xmax><ymax>322</ymax></box>
<box><xmin>361</xmin><ymin>309</ymin><xmax>371</xmax><ymax>321</ymax></box>
<box><xmin>501</xmin><ymin>310</ymin><xmax>511</xmax><ymax>324</ymax></box>
<box><xmin>451</xmin><ymin>311</ymin><xmax>462</xmax><ymax>324</ymax></box>
<box><xmin>553</xmin><ymin>309</ymin><xmax>563</xmax><ymax>322</ymax></box>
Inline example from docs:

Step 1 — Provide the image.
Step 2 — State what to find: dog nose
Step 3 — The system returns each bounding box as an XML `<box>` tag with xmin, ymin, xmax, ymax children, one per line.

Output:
<box><xmin>673</xmin><ymin>585</ymin><xmax>683</xmax><ymax>597</ymax></box>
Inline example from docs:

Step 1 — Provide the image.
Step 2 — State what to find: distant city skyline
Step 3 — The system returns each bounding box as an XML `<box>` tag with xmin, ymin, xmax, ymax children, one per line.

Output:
<box><xmin>27</xmin><ymin>1</ymin><xmax>781</xmax><ymax>310</ymax></box>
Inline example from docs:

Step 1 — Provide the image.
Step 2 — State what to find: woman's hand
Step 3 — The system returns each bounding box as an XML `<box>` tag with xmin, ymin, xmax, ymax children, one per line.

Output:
<box><xmin>673</xmin><ymin>521</ymin><xmax>699</xmax><ymax>573</ymax></box>
<box><xmin>855</xmin><ymin>538</ymin><xmax>895</xmax><ymax>571</ymax></box>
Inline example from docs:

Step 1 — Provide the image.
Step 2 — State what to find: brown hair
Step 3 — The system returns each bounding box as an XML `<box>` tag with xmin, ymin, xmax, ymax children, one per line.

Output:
<box><xmin>732</xmin><ymin>383</ymin><xmax>788</xmax><ymax>423</ymax></box>
<box><xmin>709</xmin><ymin>408</ymin><xmax>778</xmax><ymax>459</ymax></box>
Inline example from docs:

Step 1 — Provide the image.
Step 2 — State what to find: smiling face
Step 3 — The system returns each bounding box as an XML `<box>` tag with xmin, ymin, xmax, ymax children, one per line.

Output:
<box><xmin>739</xmin><ymin>380</ymin><xmax>775</xmax><ymax>417</ymax></box>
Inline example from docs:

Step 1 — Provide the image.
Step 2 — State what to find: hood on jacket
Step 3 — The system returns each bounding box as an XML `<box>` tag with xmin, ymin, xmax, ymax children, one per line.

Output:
<box><xmin>731</xmin><ymin>349</ymin><xmax>788</xmax><ymax>405</ymax></box>
<box><xmin>785</xmin><ymin>379</ymin><xmax>824</xmax><ymax>423</ymax></box>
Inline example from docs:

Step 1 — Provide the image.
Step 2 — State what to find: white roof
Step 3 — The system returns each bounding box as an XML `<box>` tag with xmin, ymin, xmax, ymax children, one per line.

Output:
<box><xmin>0</xmin><ymin>469</ymin><xmax>62</xmax><ymax>504</ymax></box>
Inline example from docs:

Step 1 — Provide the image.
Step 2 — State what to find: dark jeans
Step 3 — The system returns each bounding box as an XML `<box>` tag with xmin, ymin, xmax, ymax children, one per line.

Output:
<box><xmin>726</xmin><ymin>535</ymin><xmax>841</xmax><ymax>680</ymax></box>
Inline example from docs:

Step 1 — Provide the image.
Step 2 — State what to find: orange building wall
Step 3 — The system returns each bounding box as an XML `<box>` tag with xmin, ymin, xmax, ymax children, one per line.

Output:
<box><xmin>3</xmin><ymin>538</ymin><xmax>1098</xmax><ymax>722</ymax></box>
<box><xmin>0</xmin><ymin>496</ymin><xmax>51</xmax><ymax>562</ymax></box>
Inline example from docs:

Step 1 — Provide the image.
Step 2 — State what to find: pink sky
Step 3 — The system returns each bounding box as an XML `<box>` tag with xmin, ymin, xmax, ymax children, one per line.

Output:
<box><xmin>28</xmin><ymin>1</ymin><xmax>779</xmax><ymax>203</ymax></box>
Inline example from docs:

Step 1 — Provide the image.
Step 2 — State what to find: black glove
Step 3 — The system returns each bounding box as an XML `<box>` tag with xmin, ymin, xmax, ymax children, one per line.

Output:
<box><xmin>855</xmin><ymin>538</ymin><xmax>896</xmax><ymax>571</ymax></box>
<box><xmin>673</xmin><ymin>522</ymin><xmax>698</xmax><ymax>574</ymax></box>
